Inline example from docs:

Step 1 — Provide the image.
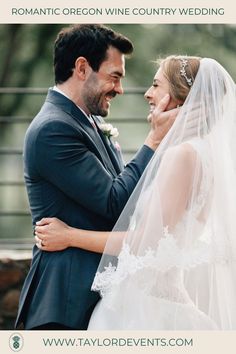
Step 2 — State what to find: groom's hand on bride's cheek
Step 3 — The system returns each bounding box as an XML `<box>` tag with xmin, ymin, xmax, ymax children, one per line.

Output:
<box><xmin>145</xmin><ymin>94</ymin><xmax>179</xmax><ymax>151</ymax></box>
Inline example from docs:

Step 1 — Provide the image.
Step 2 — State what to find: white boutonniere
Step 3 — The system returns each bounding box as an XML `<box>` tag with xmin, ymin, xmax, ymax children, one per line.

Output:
<box><xmin>99</xmin><ymin>123</ymin><xmax>119</xmax><ymax>138</ymax></box>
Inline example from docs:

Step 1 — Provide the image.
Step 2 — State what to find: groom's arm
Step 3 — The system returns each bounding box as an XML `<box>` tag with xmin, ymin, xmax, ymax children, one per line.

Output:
<box><xmin>35</xmin><ymin>120</ymin><xmax>153</xmax><ymax>223</ymax></box>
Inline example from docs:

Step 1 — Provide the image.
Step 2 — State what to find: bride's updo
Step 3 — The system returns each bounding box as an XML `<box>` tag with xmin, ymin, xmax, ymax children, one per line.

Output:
<box><xmin>158</xmin><ymin>55</ymin><xmax>201</xmax><ymax>103</ymax></box>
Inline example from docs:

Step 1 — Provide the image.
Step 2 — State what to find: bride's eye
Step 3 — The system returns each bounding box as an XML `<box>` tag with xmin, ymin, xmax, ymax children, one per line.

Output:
<box><xmin>152</xmin><ymin>83</ymin><xmax>158</xmax><ymax>88</ymax></box>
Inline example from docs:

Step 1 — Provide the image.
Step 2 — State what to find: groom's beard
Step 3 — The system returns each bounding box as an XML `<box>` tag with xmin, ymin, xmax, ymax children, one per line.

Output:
<box><xmin>82</xmin><ymin>74</ymin><xmax>117</xmax><ymax>117</ymax></box>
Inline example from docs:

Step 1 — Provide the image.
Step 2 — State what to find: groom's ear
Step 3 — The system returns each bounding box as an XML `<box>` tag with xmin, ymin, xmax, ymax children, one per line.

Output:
<box><xmin>74</xmin><ymin>57</ymin><xmax>92</xmax><ymax>81</ymax></box>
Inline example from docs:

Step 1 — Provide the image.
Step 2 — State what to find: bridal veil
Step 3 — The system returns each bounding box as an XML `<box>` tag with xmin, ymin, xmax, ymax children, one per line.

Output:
<box><xmin>91</xmin><ymin>58</ymin><xmax>236</xmax><ymax>330</ymax></box>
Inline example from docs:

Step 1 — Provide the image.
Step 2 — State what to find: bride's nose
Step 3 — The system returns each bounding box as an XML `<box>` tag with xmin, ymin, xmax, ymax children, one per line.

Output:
<box><xmin>144</xmin><ymin>87</ymin><xmax>153</xmax><ymax>100</ymax></box>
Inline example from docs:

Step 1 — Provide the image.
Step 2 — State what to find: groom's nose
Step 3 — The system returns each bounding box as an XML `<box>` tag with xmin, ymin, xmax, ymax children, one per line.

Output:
<box><xmin>114</xmin><ymin>80</ymin><xmax>124</xmax><ymax>95</ymax></box>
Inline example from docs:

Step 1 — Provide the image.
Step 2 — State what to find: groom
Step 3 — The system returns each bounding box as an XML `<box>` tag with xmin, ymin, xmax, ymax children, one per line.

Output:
<box><xmin>16</xmin><ymin>24</ymin><xmax>175</xmax><ymax>330</ymax></box>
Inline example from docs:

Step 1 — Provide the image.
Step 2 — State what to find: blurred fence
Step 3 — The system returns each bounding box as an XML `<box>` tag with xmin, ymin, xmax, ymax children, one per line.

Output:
<box><xmin>0</xmin><ymin>87</ymin><xmax>148</xmax><ymax>249</ymax></box>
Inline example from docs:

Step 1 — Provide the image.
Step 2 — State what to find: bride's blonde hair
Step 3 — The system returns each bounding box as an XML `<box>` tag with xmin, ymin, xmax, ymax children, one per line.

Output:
<box><xmin>158</xmin><ymin>55</ymin><xmax>201</xmax><ymax>103</ymax></box>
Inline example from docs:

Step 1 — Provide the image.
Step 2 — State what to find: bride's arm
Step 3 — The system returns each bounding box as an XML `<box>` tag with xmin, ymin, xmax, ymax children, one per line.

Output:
<box><xmin>35</xmin><ymin>144</ymin><xmax>198</xmax><ymax>253</ymax></box>
<box><xmin>157</xmin><ymin>142</ymin><xmax>198</xmax><ymax>230</ymax></box>
<box><xmin>35</xmin><ymin>217</ymin><xmax>123</xmax><ymax>253</ymax></box>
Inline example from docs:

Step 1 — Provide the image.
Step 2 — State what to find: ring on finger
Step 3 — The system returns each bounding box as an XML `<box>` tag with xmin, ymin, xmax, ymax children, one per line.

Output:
<box><xmin>38</xmin><ymin>239</ymin><xmax>44</xmax><ymax>247</ymax></box>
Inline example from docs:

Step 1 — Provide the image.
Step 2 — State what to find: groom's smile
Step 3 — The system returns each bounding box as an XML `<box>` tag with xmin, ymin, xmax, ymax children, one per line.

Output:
<box><xmin>103</xmin><ymin>91</ymin><xmax>117</xmax><ymax>109</ymax></box>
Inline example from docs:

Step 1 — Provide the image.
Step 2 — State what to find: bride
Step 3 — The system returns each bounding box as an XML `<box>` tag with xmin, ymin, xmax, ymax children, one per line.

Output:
<box><xmin>35</xmin><ymin>55</ymin><xmax>236</xmax><ymax>330</ymax></box>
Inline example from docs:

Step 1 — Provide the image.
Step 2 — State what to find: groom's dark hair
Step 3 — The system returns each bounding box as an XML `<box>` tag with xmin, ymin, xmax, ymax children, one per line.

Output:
<box><xmin>54</xmin><ymin>24</ymin><xmax>133</xmax><ymax>84</ymax></box>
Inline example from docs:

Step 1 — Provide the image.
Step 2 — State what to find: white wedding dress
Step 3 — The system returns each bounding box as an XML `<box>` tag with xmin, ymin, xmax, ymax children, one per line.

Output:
<box><xmin>88</xmin><ymin>59</ymin><xmax>236</xmax><ymax>330</ymax></box>
<box><xmin>88</xmin><ymin>139</ymin><xmax>218</xmax><ymax>330</ymax></box>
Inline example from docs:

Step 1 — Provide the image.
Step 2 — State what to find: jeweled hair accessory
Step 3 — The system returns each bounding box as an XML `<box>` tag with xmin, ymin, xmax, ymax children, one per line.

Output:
<box><xmin>180</xmin><ymin>58</ymin><xmax>193</xmax><ymax>87</ymax></box>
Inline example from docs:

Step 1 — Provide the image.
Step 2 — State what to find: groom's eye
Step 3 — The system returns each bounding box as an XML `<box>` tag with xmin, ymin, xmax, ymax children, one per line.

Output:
<box><xmin>111</xmin><ymin>75</ymin><xmax>119</xmax><ymax>81</ymax></box>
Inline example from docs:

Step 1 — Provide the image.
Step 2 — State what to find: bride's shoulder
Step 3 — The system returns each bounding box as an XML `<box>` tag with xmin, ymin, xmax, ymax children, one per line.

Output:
<box><xmin>164</xmin><ymin>142</ymin><xmax>198</xmax><ymax>166</ymax></box>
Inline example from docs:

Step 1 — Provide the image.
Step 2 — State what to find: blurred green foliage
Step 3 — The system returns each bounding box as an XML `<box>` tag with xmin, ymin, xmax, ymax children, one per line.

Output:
<box><xmin>1</xmin><ymin>24</ymin><xmax>236</xmax><ymax>117</ymax></box>
<box><xmin>0</xmin><ymin>24</ymin><xmax>236</xmax><ymax>241</ymax></box>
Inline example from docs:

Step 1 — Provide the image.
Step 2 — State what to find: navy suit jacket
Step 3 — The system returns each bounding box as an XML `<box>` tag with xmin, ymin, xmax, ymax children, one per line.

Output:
<box><xmin>15</xmin><ymin>89</ymin><xmax>154</xmax><ymax>329</ymax></box>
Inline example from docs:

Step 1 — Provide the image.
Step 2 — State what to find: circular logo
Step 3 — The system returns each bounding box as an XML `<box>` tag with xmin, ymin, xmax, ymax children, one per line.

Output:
<box><xmin>9</xmin><ymin>333</ymin><xmax>24</xmax><ymax>352</ymax></box>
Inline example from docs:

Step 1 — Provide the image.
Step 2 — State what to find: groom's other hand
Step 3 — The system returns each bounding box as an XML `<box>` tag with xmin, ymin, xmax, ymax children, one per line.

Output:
<box><xmin>145</xmin><ymin>94</ymin><xmax>179</xmax><ymax>151</ymax></box>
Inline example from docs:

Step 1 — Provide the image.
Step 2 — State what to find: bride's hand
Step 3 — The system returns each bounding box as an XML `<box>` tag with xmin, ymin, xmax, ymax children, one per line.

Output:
<box><xmin>35</xmin><ymin>217</ymin><xmax>72</xmax><ymax>251</ymax></box>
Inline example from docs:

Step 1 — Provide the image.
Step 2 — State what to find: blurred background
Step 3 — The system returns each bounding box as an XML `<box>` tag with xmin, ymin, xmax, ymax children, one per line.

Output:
<box><xmin>0</xmin><ymin>24</ymin><xmax>236</xmax><ymax>248</ymax></box>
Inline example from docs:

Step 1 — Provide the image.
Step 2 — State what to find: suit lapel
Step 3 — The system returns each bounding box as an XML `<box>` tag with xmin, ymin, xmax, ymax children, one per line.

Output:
<box><xmin>92</xmin><ymin>116</ymin><xmax>124</xmax><ymax>174</ymax></box>
<box><xmin>46</xmin><ymin>90</ymin><xmax>118</xmax><ymax>177</ymax></box>
<box><xmin>109</xmin><ymin>140</ymin><xmax>124</xmax><ymax>172</ymax></box>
